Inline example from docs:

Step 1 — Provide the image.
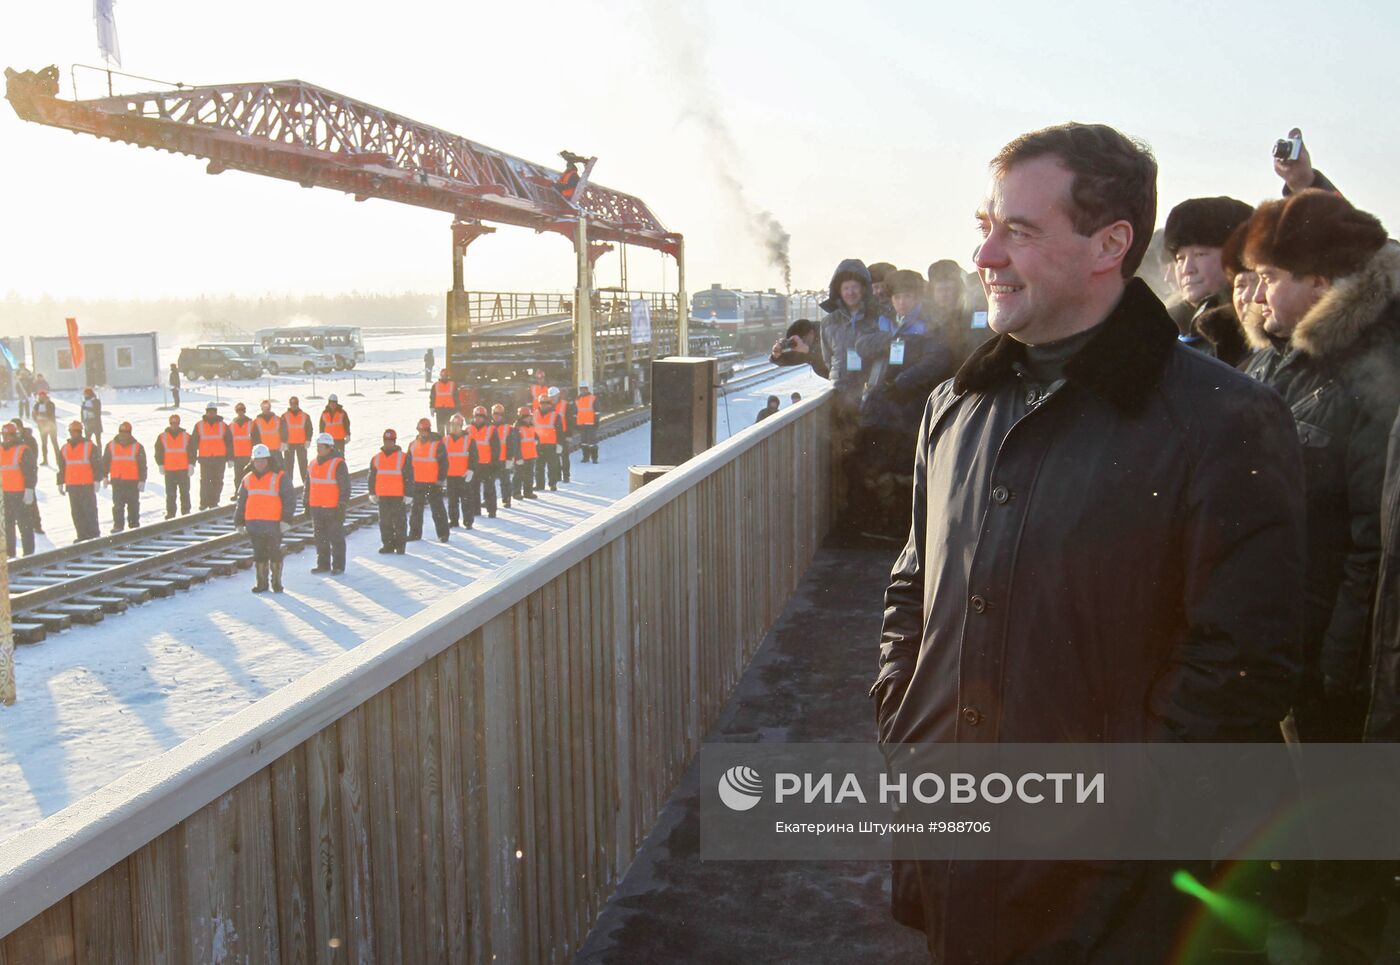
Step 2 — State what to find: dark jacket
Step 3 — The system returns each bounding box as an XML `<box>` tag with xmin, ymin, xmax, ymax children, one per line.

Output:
<box><xmin>817</xmin><ymin>259</ymin><xmax>895</xmax><ymax>396</ymax></box>
<box><xmin>32</xmin><ymin>396</ymin><xmax>56</xmax><ymax>425</ymax></box>
<box><xmin>80</xmin><ymin>395</ymin><xmax>102</xmax><ymax>431</ymax></box>
<box><xmin>191</xmin><ymin>415</ymin><xmax>234</xmax><ymax>460</ymax></box>
<box><xmin>169</xmin><ymin>368</ymin><xmax>180</xmax><ymax>389</ymax></box>
<box><xmin>102</xmin><ymin>435</ymin><xmax>148</xmax><ymax>482</ymax></box>
<box><xmin>490</xmin><ymin>421</ymin><xmax>520</xmax><ymax>461</ymax></box>
<box><xmin>1194</xmin><ymin>300</ymin><xmax>1253</xmax><ymax>368</ymax></box>
<box><xmin>310</xmin><ymin>451</ymin><xmax>352</xmax><ymax>511</ymax></box>
<box><xmin>1367</xmin><ymin>408</ymin><xmax>1400</xmax><ymax>739</ymax></box>
<box><xmin>252</xmin><ymin>413</ymin><xmax>287</xmax><ymax>449</ymax></box>
<box><xmin>367</xmin><ymin>444</ymin><xmax>414</xmax><ymax>493</ymax></box>
<box><xmin>408</xmin><ymin>433</ymin><xmax>448</xmax><ymax>489</ymax></box>
<box><xmin>233</xmin><ymin>466</ymin><xmax>296</xmax><ymax>531</ymax></box>
<box><xmin>1243</xmin><ymin>244</ymin><xmax>1400</xmax><ymax>711</ymax></box>
<box><xmin>56</xmin><ymin>435</ymin><xmax>105</xmax><ymax>486</ymax></box>
<box><xmin>153</xmin><ymin>428</ymin><xmax>189</xmax><ymax>470</ymax></box>
<box><xmin>0</xmin><ymin>437</ymin><xmax>38</xmax><ymax>489</ymax></box>
<box><xmin>873</xmin><ymin>279</ymin><xmax>1307</xmax><ymax>961</ymax></box>
<box><xmin>319</xmin><ymin>406</ymin><xmax>351</xmax><ymax>441</ymax></box>
<box><xmin>857</xmin><ymin>303</ymin><xmax>956</xmax><ymax>432</ymax></box>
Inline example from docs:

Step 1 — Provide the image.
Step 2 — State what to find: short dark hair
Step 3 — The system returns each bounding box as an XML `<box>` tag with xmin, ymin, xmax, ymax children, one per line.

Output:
<box><xmin>786</xmin><ymin>318</ymin><xmax>818</xmax><ymax>340</ymax></box>
<box><xmin>991</xmin><ymin>122</ymin><xmax>1157</xmax><ymax>278</ymax></box>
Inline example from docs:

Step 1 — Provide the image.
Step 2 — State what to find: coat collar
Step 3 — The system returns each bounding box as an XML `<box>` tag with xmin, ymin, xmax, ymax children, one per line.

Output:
<box><xmin>1291</xmin><ymin>242</ymin><xmax>1400</xmax><ymax>363</ymax></box>
<box><xmin>952</xmin><ymin>277</ymin><xmax>1179</xmax><ymax>415</ymax></box>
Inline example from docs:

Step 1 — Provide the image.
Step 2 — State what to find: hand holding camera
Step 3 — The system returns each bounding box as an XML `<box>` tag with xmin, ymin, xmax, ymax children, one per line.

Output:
<box><xmin>1273</xmin><ymin>127</ymin><xmax>1314</xmax><ymax>193</ymax></box>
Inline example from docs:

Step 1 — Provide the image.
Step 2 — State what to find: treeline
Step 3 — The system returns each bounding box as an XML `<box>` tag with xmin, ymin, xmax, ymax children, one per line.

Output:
<box><xmin>0</xmin><ymin>290</ymin><xmax>445</xmax><ymax>339</ymax></box>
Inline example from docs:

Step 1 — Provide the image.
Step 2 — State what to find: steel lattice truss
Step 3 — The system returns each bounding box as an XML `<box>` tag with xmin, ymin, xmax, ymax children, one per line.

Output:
<box><xmin>4</xmin><ymin>66</ymin><xmax>681</xmax><ymax>255</ymax></box>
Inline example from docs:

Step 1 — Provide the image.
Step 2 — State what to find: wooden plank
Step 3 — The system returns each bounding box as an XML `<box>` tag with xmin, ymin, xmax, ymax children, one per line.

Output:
<box><xmin>270</xmin><ymin>745</ymin><xmax>314</xmax><ymax>965</ymax></box>
<box><xmin>481</xmin><ymin>614</ymin><xmax>522</xmax><ymax>965</ymax></box>
<box><xmin>131</xmin><ymin>826</ymin><xmax>186</xmax><ymax>964</ymax></box>
<box><xmin>434</xmin><ymin>646</ymin><xmax>470</xmax><ymax>965</ymax></box>
<box><xmin>540</xmin><ymin>578</ymin><xmax>567</xmax><ymax>961</ymax></box>
<box><xmin>459</xmin><ymin>629</ymin><xmax>490</xmax><ymax>964</ymax></box>
<box><xmin>362</xmin><ymin>694</ymin><xmax>404</xmax><ymax>965</ymax></box>
<box><xmin>388</xmin><ymin>678</ymin><xmax>428</xmax><ymax>965</ymax></box>
<box><xmin>611</xmin><ymin>537</ymin><xmax>632</xmax><ymax>867</ymax></box>
<box><xmin>520</xmin><ymin>595</ymin><xmax>547</xmax><ymax>965</ymax></box>
<box><xmin>415</xmin><ymin>664</ymin><xmax>450</xmax><ymax>964</ymax></box>
<box><xmin>1</xmin><ymin>897</ymin><xmax>74</xmax><ymax>964</ymax></box>
<box><xmin>336</xmin><ymin>706</ymin><xmax>378</xmax><ymax>965</ymax></box>
<box><xmin>238</xmin><ymin>771</ymin><xmax>282</xmax><ymax>964</ymax></box>
<box><xmin>303</xmin><ymin>726</ymin><xmax>351</xmax><ymax>965</ymax></box>
<box><xmin>71</xmin><ymin>863</ymin><xmax>134</xmax><ymax>965</ymax></box>
<box><xmin>182</xmin><ymin>780</ymin><xmax>279</xmax><ymax>965</ymax></box>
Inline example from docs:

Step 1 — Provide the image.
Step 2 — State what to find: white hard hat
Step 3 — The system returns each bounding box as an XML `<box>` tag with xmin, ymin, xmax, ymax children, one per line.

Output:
<box><xmin>327</xmin><ymin>393</ymin><xmax>339</xmax><ymax>403</ymax></box>
<box><xmin>547</xmin><ymin>386</ymin><xmax>560</xmax><ymax>399</ymax></box>
<box><xmin>315</xmin><ymin>432</ymin><xmax>335</xmax><ymax>447</ymax></box>
<box><xmin>251</xmin><ymin>443</ymin><xmax>271</xmax><ymax>459</ymax></box>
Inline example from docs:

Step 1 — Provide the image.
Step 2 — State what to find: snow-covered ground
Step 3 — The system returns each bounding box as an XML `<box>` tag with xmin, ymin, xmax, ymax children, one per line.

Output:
<box><xmin>0</xmin><ymin>333</ymin><xmax>826</xmax><ymax>843</ymax></box>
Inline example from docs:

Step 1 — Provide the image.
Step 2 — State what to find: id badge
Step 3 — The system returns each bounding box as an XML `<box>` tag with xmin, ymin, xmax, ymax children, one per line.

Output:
<box><xmin>846</xmin><ymin>348</ymin><xmax>862</xmax><ymax>372</ymax></box>
<box><xmin>971</xmin><ymin>311</ymin><xmax>989</xmax><ymax>329</ymax></box>
<box><xmin>889</xmin><ymin>340</ymin><xmax>905</xmax><ymax>365</ymax></box>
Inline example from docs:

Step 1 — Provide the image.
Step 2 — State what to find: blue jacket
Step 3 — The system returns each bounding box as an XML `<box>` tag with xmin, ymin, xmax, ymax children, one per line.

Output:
<box><xmin>859</xmin><ymin>303</ymin><xmax>955</xmax><ymax>431</ymax></box>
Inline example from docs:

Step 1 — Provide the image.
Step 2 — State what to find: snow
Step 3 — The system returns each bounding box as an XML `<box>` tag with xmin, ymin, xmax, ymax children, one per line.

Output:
<box><xmin>0</xmin><ymin>331</ymin><xmax>826</xmax><ymax>843</ymax></box>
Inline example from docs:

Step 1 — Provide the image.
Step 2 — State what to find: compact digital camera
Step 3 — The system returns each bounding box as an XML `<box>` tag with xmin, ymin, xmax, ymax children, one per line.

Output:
<box><xmin>1273</xmin><ymin>135</ymin><xmax>1302</xmax><ymax>162</ymax></box>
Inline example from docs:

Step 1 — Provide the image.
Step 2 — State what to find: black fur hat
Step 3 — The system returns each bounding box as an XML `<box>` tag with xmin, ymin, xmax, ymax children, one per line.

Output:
<box><xmin>1163</xmin><ymin>197</ymin><xmax>1254</xmax><ymax>254</ymax></box>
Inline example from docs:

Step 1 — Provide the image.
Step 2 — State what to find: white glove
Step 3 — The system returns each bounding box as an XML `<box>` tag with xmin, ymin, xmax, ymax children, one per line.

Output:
<box><xmin>138</xmin><ymin>481</ymin><xmax>146</xmax><ymax>492</ymax></box>
<box><xmin>22</xmin><ymin>488</ymin><xmax>35</xmax><ymax>505</ymax></box>
<box><xmin>99</xmin><ymin>478</ymin><xmax>107</xmax><ymax>490</ymax></box>
<box><xmin>279</xmin><ymin>521</ymin><xmax>290</xmax><ymax>534</ymax></box>
<box><xmin>159</xmin><ymin>467</ymin><xmax>167</xmax><ymax>476</ymax></box>
<box><xmin>369</xmin><ymin>494</ymin><xmax>378</xmax><ymax>505</ymax></box>
<box><xmin>465</xmin><ymin>470</ymin><xmax>473</xmax><ymax>482</ymax></box>
<box><xmin>58</xmin><ymin>483</ymin><xmax>66</xmax><ymax>495</ymax></box>
<box><xmin>507</xmin><ymin>459</ymin><xmax>516</xmax><ymax>469</ymax></box>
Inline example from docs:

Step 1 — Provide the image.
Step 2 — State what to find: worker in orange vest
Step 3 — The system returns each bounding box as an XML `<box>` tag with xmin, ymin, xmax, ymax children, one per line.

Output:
<box><xmin>431</xmin><ymin>368</ymin><xmax>458</xmax><ymax>435</ymax></box>
<box><xmin>532</xmin><ymin>388</ymin><xmax>562</xmax><ymax>491</ymax></box>
<box><xmin>465</xmin><ymin>405</ymin><xmax>500</xmax><ymax>520</ymax></box>
<box><xmin>443</xmin><ymin>413</ymin><xmax>477</xmax><ymax>530</ymax></box>
<box><xmin>529</xmin><ymin>369</ymin><xmax>550</xmax><ymax>407</ymax></box>
<box><xmin>368</xmin><ymin>428</ymin><xmax>412</xmax><ymax>554</ymax></box>
<box><xmin>0</xmin><ymin>422</ymin><xmax>37</xmax><ymax>557</ymax></box>
<box><xmin>307</xmin><ymin>432</ymin><xmax>351</xmax><ymax>575</ymax></box>
<box><xmin>489</xmin><ymin>403</ymin><xmax>518</xmax><ymax>509</ymax></box>
<box><xmin>103</xmin><ymin>420</ymin><xmax>147</xmax><ymax>532</ymax></box>
<box><xmin>575</xmin><ymin>384</ymin><xmax>601</xmax><ymax>463</ymax></box>
<box><xmin>513</xmin><ymin>407</ymin><xmax>539</xmax><ymax>500</ymax></box>
<box><xmin>57</xmin><ymin>419</ymin><xmax>104</xmax><ymax>542</ymax></box>
<box><xmin>283</xmin><ymin>396</ymin><xmax>315</xmax><ymax>487</ymax></box>
<box><xmin>195</xmin><ymin>402</ymin><xmax>233</xmax><ymax>510</ymax></box>
<box><xmin>154</xmin><ymin>414</ymin><xmax>193</xmax><ymax>519</ymax></box>
<box><xmin>229</xmin><ymin>402</ymin><xmax>254</xmax><ymax>497</ymax></box>
<box><xmin>234</xmin><ymin>443</ymin><xmax>294</xmax><ymax>593</ymax></box>
<box><xmin>555</xmin><ymin>388</ymin><xmax>575</xmax><ymax>483</ymax></box>
<box><xmin>252</xmin><ymin>400</ymin><xmax>286</xmax><ymax>470</ymax></box>
<box><xmin>408</xmin><ymin>417</ymin><xmax>449</xmax><ymax>543</ymax></box>
<box><xmin>319</xmin><ymin>394</ymin><xmax>351</xmax><ymax>453</ymax></box>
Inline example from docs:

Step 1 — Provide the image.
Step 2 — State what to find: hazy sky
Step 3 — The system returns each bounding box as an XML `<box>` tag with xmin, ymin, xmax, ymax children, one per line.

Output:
<box><xmin>2</xmin><ymin>0</ymin><xmax>1397</xmax><ymax>310</ymax></box>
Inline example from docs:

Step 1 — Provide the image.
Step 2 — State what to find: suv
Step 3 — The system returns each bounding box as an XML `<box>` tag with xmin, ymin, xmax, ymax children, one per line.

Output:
<box><xmin>177</xmin><ymin>346</ymin><xmax>262</xmax><ymax>381</ymax></box>
<box><xmin>262</xmin><ymin>344</ymin><xmax>336</xmax><ymax>375</ymax></box>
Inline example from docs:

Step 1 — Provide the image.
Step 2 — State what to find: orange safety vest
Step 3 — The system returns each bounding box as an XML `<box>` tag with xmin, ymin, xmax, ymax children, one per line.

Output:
<box><xmin>432</xmin><ymin>380</ymin><xmax>457</xmax><ymax>410</ymax></box>
<box><xmin>466</xmin><ymin>424</ymin><xmax>494</xmax><ymax>464</ymax></box>
<box><xmin>284</xmin><ymin>410</ymin><xmax>312</xmax><ymax>446</ymax></box>
<box><xmin>196</xmin><ymin>420</ymin><xmax>228</xmax><ymax>458</ymax></box>
<box><xmin>161</xmin><ymin>430</ymin><xmax>190</xmax><ymax>472</ymax></box>
<box><xmin>322</xmin><ymin>409</ymin><xmax>347</xmax><ymax>441</ymax></box>
<box><xmin>230</xmin><ymin>419</ymin><xmax>253</xmax><ymax>457</ymax></box>
<box><xmin>62</xmin><ymin>439</ymin><xmax>95</xmax><ymax>485</ymax></box>
<box><xmin>533</xmin><ymin>407</ymin><xmax>558</xmax><ymax>445</ymax></box>
<box><xmin>243</xmin><ymin>470</ymin><xmax>284</xmax><ymax>521</ymax></box>
<box><xmin>372</xmin><ymin>449</ymin><xmax>406</xmax><ymax>497</ymax></box>
<box><xmin>576</xmin><ymin>393</ymin><xmax>597</xmax><ymax>426</ymax></box>
<box><xmin>410</xmin><ymin>438</ymin><xmax>441</xmax><ymax>484</ymax></box>
<box><xmin>308</xmin><ymin>456</ymin><xmax>343</xmax><ymax>508</ymax></box>
<box><xmin>517</xmin><ymin>426</ymin><xmax>538</xmax><ymax>460</ymax></box>
<box><xmin>491</xmin><ymin>423</ymin><xmax>513</xmax><ymax>456</ymax></box>
<box><xmin>1</xmin><ymin>444</ymin><xmax>29</xmax><ymax>492</ymax></box>
<box><xmin>553</xmin><ymin>400</ymin><xmax>569</xmax><ymax>432</ymax></box>
<box><xmin>444</xmin><ymin>435</ymin><xmax>471</xmax><ymax>478</ymax></box>
<box><xmin>530</xmin><ymin>383</ymin><xmax>549</xmax><ymax>405</ymax></box>
<box><xmin>254</xmin><ymin>414</ymin><xmax>283</xmax><ymax>450</ymax></box>
<box><xmin>108</xmin><ymin>441</ymin><xmax>140</xmax><ymax>481</ymax></box>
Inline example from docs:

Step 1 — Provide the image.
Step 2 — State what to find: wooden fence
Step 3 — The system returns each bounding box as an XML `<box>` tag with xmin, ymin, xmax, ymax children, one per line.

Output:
<box><xmin>0</xmin><ymin>388</ymin><xmax>832</xmax><ymax>964</ymax></box>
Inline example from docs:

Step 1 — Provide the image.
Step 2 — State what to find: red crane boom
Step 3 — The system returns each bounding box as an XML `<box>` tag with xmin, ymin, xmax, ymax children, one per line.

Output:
<box><xmin>4</xmin><ymin>65</ymin><xmax>681</xmax><ymax>256</ymax></box>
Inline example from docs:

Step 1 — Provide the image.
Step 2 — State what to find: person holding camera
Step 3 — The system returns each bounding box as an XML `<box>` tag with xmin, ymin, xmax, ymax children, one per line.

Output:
<box><xmin>768</xmin><ymin>318</ymin><xmax>829</xmax><ymax>378</ymax></box>
<box><xmin>1274</xmin><ymin>127</ymin><xmax>1342</xmax><ymax>198</ymax></box>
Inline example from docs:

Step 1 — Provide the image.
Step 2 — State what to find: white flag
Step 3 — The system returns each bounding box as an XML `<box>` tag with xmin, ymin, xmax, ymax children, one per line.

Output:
<box><xmin>94</xmin><ymin>0</ymin><xmax>121</xmax><ymax>68</ymax></box>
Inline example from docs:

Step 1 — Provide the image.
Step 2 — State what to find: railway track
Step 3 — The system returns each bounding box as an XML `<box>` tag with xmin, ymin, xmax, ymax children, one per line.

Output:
<box><xmin>4</xmin><ymin>361</ymin><xmax>798</xmax><ymax>644</ymax></box>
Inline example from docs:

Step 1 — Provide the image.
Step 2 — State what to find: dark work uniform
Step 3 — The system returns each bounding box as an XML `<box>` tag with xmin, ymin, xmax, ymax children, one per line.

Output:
<box><xmin>1</xmin><ymin>437</ymin><xmax>38</xmax><ymax>556</ymax></box>
<box><xmin>103</xmin><ymin>434</ymin><xmax>147</xmax><ymax>532</ymax></box>
<box><xmin>369</xmin><ymin>445</ymin><xmax>413</xmax><ymax>554</ymax></box>
<box><xmin>407</xmin><ymin>434</ymin><xmax>449</xmax><ymax>541</ymax></box>
<box><xmin>308</xmin><ymin>452</ymin><xmax>350</xmax><ymax>573</ymax></box>
<box><xmin>56</xmin><ymin>435</ymin><xmax>103</xmax><ymax>541</ymax></box>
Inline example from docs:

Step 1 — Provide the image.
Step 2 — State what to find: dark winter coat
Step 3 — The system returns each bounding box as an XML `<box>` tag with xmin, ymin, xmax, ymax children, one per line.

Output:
<box><xmin>1194</xmin><ymin>301</ymin><xmax>1253</xmax><ymax>368</ymax></box>
<box><xmin>873</xmin><ymin>278</ymin><xmax>1307</xmax><ymax>962</ymax></box>
<box><xmin>310</xmin><ymin>451</ymin><xmax>352</xmax><ymax>511</ymax></box>
<box><xmin>80</xmin><ymin>395</ymin><xmax>102</xmax><ymax>432</ymax></box>
<box><xmin>56</xmin><ymin>435</ymin><xmax>105</xmax><ymax>486</ymax></box>
<box><xmin>319</xmin><ymin>406</ymin><xmax>351</xmax><ymax>442</ymax></box>
<box><xmin>31</xmin><ymin>396</ymin><xmax>56</xmax><ymax>425</ymax></box>
<box><xmin>233</xmin><ymin>466</ymin><xmax>296</xmax><ymax>532</ymax></box>
<box><xmin>858</xmin><ymin>303</ymin><xmax>956</xmax><ymax>433</ymax></box>
<box><xmin>0</xmin><ymin>437</ymin><xmax>38</xmax><ymax>489</ymax></box>
<box><xmin>1367</xmin><ymin>408</ymin><xmax>1400</xmax><ymax>739</ymax></box>
<box><xmin>1242</xmin><ymin>244</ymin><xmax>1400</xmax><ymax>714</ymax></box>
<box><xmin>817</xmin><ymin>259</ymin><xmax>895</xmax><ymax>396</ymax></box>
<box><xmin>191</xmin><ymin>415</ymin><xmax>234</xmax><ymax>460</ymax></box>
<box><xmin>367</xmin><ymin>444</ymin><xmax>414</xmax><ymax>492</ymax></box>
<box><xmin>102</xmin><ymin>435</ymin><xmax>148</xmax><ymax>482</ymax></box>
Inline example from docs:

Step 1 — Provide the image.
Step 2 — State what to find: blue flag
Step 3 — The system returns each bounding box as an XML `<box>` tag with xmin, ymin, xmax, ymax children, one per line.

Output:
<box><xmin>0</xmin><ymin>341</ymin><xmax>16</xmax><ymax>371</ymax></box>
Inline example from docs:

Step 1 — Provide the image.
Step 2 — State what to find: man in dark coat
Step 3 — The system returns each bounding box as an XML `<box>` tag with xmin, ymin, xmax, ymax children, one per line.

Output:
<box><xmin>872</xmin><ymin>123</ymin><xmax>1308</xmax><ymax>964</ymax></box>
<box><xmin>56</xmin><ymin>419</ymin><xmax>103</xmax><ymax>541</ymax></box>
<box><xmin>1163</xmin><ymin>196</ymin><xmax>1254</xmax><ymax>356</ymax></box>
<box><xmin>1240</xmin><ymin>191</ymin><xmax>1400</xmax><ymax>742</ymax></box>
<box><xmin>1368</xmin><ymin>407</ymin><xmax>1400</xmax><ymax>740</ymax></box>
<box><xmin>193</xmin><ymin>402</ymin><xmax>233</xmax><ymax>510</ymax></box>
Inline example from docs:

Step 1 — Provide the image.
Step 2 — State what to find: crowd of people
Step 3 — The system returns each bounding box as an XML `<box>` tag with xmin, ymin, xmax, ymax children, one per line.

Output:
<box><xmin>1</xmin><ymin>366</ymin><xmax>603</xmax><ymax>595</ymax></box>
<box><xmin>765</xmin><ymin>122</ymin><xmax>1399</xmax><ymax>962</ymax></box>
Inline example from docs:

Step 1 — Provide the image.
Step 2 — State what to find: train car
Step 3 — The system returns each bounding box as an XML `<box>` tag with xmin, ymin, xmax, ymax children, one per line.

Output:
<box><xmin>689</xmin><ymin>284</ymin><xmax>789</xmax><ymax>352</ymax></box>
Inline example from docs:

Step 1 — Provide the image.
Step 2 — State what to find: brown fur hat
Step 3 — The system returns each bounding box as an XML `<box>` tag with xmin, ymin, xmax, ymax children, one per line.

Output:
<box><xmin>1163</xmin><ymin>196</ymin><xmax>1253</xmax><ymax>254</ymax></box>
<box><xmin>1243</xmin><ymin>189</ymin><xmax>1388</xmax><ymax>280</ymax></box>
<box><xmin>887</xmin><ymin>269</ymin><xmax>927</xmax><ymax>297</ymax></box>
<box><xmin>1220</xmin><ymin>220</ymin><xmax>1251</xmax><ymax>279</ymax></box>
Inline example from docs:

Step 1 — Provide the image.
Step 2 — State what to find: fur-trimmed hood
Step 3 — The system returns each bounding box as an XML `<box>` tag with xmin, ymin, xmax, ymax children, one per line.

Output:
<box><xmin>1194</xmin><ymin>302</ymin><xmax>1253</xmax><ymax>367</ymax></box>
<box><xmin>1292</xmin><ymin>241</ymin><xmax>1400</xmax><ymax>362</ymax></box>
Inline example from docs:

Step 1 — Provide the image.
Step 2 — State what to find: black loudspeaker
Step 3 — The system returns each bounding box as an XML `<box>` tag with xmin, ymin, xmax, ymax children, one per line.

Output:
<box><xmin>650</xmin><ymin>357</ymin><xmax>717</xmax><ymax>466</ymax></box>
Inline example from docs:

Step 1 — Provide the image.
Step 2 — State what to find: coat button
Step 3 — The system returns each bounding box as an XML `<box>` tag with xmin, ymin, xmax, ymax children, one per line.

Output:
<box><xmin>1024</xmin><ymin>388</ymin><xmax>1040</xmax><ymax>405</ymax></box>
<box><xmin>991</xmin><ymin>485</ymin><xmax>1010</xmax><ymax>504</ymax></box>
<box><xmin>970</xmin><ymin>595</ymin><xmax>987</xmax><ymax>613</ymax></box>
<box><xmin>961</xmin><ymin>707</ymin><xmax>983</xmax><ymax>725</ymax></box>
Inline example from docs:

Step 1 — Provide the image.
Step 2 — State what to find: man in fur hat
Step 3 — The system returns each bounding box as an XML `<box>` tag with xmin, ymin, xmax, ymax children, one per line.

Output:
<box><xmin>1243</xmin><ymin>189</ymin><xmax>1400</xmax><ymax>743</ymax></box>
<box><xmin>1163</xmin><ymin>196</ymin><xmax>1254</xmax><ymax>356</ymax></box>
<box><xmin>1192</xmin><ymin>221</ymin><xmax>1268</xmax><ymax>368</ymax></box>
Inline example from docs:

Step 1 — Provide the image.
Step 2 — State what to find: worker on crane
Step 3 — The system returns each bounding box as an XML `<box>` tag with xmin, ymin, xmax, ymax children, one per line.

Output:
<box><xmin>556</xmin><ymin>150</ymin><xmax>587</xmax><ymax>203</ymax></box>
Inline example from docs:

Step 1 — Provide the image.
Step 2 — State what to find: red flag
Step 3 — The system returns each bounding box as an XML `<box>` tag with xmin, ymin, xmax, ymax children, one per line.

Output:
<box><xmin>65</xmin><ymin>317</ymin><xmax>85</xmax><ymax>368</ymax></box>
